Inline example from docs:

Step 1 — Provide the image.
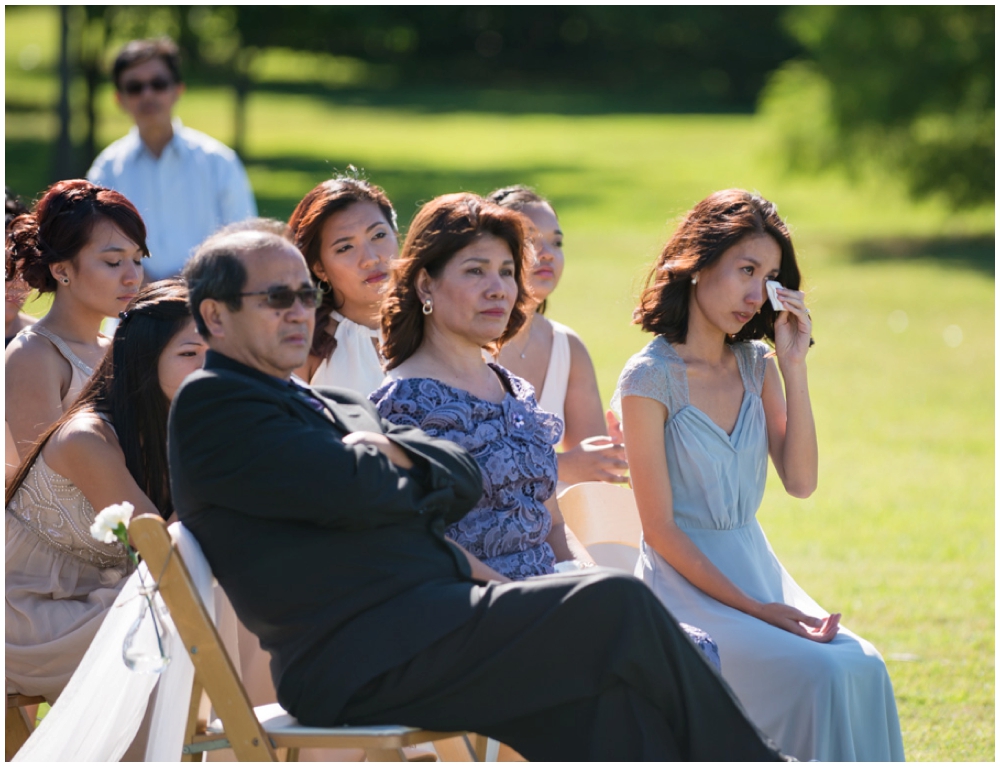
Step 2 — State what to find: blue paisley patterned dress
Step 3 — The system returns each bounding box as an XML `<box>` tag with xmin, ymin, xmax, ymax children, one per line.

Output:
<box><xmin>371</xmin><ymin>364</ymin><xmax>723</xmax><ymax>671</ymax></box>
<box><xmin>371</xmin><ymin>364</ymin><xmax>562</xmax><ymax>579</ymax></box>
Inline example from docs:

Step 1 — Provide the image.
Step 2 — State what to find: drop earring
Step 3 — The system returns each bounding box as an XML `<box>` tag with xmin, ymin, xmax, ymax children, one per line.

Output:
<box><xmin>422</xmin><ymin>299</ymin><xmax>433</xmax><ymax>315</ymax></box>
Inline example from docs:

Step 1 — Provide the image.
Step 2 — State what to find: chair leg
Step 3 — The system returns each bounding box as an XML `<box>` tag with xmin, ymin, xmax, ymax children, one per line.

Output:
<box><xmin>469</xmin><ymin>734</ymin><xmax>491</xmax><ymax>761</ymax></box>
<box><xmin>5</xmin><ymin>705</ymin><xmax>34</xmax><ymax>761</ymax></box>
<box><xmin>432</xmin><ymin>736</ymin><xmax>477</xmax><ymax>761</ymax></box>
<box><xmin>365</xmin><ymin>747</ymin><xmax>407</xmax><ymax>760</ymax></box>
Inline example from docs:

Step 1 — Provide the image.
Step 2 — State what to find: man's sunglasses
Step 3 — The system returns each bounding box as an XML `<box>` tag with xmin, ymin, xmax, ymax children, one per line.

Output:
<box><xmin>120</xmin><ymin>77</ymin><xmax>173</xmax><ymax>96</ymax></box>
<box><xmin>239</xmin><ymin>286</ymin><xmax>324</xmax><ymax>310</ymax></box>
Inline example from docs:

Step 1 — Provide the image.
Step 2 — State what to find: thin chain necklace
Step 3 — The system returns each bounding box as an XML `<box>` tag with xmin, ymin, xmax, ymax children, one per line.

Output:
<box><xmin>512</xmin><ymin>316</ymin><xmax>536</xmax><ymax>359</ymax></box>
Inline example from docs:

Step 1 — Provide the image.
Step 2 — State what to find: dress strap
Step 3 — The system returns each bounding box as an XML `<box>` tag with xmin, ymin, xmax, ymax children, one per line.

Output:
<box><xmin>732</xmin><ymin>341</ymin><xmax>767</xmax><ymax>396</ymax></box>
<box><xmin>537</xmin><ymin>319</ymin><xmax>571</xmax><ymax>424</ymax></box>
<box><xmin>22</xmin><ymin>325</ymin><xmax>95</xmax><ymax>377</ymax></box>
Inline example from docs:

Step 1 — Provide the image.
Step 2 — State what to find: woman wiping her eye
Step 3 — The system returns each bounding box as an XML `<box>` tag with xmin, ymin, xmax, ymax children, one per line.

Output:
<box><xmin>614</xmin><ymin>189</ymin><xmax>904</xmax><ymax>761</ymax></box>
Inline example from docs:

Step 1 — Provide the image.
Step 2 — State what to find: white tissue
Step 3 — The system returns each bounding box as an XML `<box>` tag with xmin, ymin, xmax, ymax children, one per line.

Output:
<box><xmin>765</xmin><ymin>280</ymin><xmax>785</xmax><ymax>311</ymax></box>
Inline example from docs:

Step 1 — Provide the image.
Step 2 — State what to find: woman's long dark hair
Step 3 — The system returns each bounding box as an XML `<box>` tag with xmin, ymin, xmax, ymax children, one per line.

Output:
<box><xmin>6</xmin><ymin>280</ymin><xmax>192</xmax><ymax>518</ymax></box>
<box><xmin>287</xmin><ymin>175</ymin><xmax>398</xmax><ymax>360</ymax></box>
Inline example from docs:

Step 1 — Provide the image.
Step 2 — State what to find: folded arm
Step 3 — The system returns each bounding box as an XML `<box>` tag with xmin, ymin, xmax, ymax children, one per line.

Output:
<box><xmin>171</xmin><ymin>375</ymin><xmax>481</xmax><ymax>530</ymax></box>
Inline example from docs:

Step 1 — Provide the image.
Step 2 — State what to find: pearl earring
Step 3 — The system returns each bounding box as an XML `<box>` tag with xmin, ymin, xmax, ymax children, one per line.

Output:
<box><xmin>422</xmin><ymin>299</ymin><xmax>433</xmax><ymax>316</ymax></box>
<box><xmin>691</xmin><ymin>275</ymin><xmax>698</xmax><ymax>285</ymax></box>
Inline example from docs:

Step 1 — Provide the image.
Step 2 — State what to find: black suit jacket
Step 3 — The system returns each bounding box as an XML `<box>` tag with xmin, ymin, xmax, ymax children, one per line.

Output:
<box><xmin>168</xmin><ymin>351</ymin><xmax>485</xmax><ymax>720</ymax></box>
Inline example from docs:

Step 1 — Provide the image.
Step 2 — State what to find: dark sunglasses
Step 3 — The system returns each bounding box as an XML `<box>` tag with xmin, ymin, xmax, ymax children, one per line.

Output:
<box><xmin>120</xmin><ymin>77</ymin><xmax>173</xmax><ymax>96</ymax></box>
<box><xmin>239</xmin><ymin>286</ymin><xmax>324</xmax><ymax>310</ymax></box>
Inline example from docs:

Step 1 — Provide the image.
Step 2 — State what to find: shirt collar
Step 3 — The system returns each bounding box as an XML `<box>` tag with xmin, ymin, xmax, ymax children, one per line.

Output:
<box><xmin>129</xmin><ymin>117</ymin><xmax>185</xmax><ymax>160</ymax></box>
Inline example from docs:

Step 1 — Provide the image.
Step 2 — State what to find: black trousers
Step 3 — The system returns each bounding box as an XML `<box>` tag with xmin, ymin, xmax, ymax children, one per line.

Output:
<box><xmin>336</xmin><ymin>569</ymin><xmax>785</xmax><ymax>761</ymax></box>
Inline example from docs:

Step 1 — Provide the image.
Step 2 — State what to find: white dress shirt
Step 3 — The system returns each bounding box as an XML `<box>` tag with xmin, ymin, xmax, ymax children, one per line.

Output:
<box><xmin>87</xmin><ymin>119</ymin><xmax>257</xmax><ymax>279</ymax></box>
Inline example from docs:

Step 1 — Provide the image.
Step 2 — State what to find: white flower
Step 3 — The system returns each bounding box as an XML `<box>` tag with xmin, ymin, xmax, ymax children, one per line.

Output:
<box><xmin>90</xmin><ymin>501</ymin><xmax>135</xmax><ymax>544</ymax></box>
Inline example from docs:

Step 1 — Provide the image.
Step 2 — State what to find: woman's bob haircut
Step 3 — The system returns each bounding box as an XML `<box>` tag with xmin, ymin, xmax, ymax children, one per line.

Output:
<box><xmin>635</xmin><ymin>189</ymin><xmax>801</xmax><ymax>344</ymax></box>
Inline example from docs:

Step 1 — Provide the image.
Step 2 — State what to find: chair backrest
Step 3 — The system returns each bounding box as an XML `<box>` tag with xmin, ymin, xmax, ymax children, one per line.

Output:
<box><xmin>557</xmin><ymin>482</ymin><xmax>644</xmax><ymax>573</ymax></box>
<box><xmin>130</xmin><ymin>514</ymin><xmax>277</xmax><ymax>760</ymax></box>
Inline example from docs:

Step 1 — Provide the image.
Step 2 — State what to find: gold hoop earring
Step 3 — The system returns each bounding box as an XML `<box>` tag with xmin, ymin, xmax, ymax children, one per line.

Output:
<box><xmin>422</xmin><ymin>299</ymin><xmax>433</xmax><ymax>316</ymax></box>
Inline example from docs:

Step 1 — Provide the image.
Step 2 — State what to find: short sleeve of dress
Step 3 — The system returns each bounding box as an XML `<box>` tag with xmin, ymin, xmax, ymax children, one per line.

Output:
<box><xmin>611</xmin><ymin>337</ymin><xmax>685</xmax><ymax>418</ymax></box>
<box><xmin>732</xmin><ymin>340</ymin><xmax>770</xmax><ymax>396</ymax></box>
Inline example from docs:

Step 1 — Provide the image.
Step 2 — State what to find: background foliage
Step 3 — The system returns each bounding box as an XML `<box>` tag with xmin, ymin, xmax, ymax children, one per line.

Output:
<box><xmin>761</xmin><ymin>6</ymin><xmax>994</xmax><ymax>208</ymax></box>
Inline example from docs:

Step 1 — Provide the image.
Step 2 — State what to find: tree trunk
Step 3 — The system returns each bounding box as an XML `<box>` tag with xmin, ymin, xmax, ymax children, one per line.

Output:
<box><xmin>52</xmin><ymin>6</ymin><xmax>74</xmax><ymax>181</ymax></box>
<box><xmin>232</xmin><ymin>49</ymin><xmax>255</xmax><ymax>160</ymax></box>
<box><xmin>81</xmin><ymin>11</ymin><xmax>108</xmax><ymax>169</ymax></box>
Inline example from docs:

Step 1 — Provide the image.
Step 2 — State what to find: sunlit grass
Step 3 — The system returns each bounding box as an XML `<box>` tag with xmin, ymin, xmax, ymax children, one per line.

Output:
<box><xmin>6</xmin><ymin>5</ymin><xmax>994</xmax><ymax>761</ymax></box>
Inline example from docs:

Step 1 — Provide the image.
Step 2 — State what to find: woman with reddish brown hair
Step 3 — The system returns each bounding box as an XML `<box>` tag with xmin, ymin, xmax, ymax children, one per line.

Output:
<box><xmin>5</xmin><ymin>180</ymin><xmax>147</xmax><ymax>482</ymax></box>
<box><xmin>614</xmin><ymin>189</ymin><xmax>903</xmax><ymax>760</ymax></box>
<box><xmin>287</xmin><ymin>175</ymin><xmax>398</xmax><ymax>395</ymax></box>
<box><xmin>371</xmin><ymin>192</ymin><xmax>594</xmax><ymax>581</ymax></box>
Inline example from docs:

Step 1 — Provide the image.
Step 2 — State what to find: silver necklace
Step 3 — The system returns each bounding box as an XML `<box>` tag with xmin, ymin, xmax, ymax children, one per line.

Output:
<box><xmin>515</xmin><ymin>319</ymin><xmax>535</xmax><ymax>359</ymax></box>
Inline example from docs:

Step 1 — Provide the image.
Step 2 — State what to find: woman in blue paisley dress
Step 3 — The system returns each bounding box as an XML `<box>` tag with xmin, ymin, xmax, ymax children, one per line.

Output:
<box><xmin>615</xmin><ymin>189</ymin><xmax>903</xmax><ymax>761</ymax></box>
<box><xmin>370</xmin><ymin>192</ymin><xmax>720</xmax><ymax>669</ymax></box>
<box><xmin>370</xmin><ymin>193</ymin><xmax>591</xmax><ymax>581</ymax></box>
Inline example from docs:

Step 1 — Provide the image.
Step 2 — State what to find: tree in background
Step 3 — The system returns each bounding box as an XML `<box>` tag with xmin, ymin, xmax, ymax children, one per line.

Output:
<box><xmin>761</xmin><ymin>6</ymin><xmax>994</xmax><ymax>208</ymax></box>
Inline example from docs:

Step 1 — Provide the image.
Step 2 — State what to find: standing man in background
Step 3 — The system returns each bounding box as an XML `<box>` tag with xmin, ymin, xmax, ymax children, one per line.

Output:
<box><xmin>88</xmin><ymin>37</ymin><xmax>256</xmax><ymax>281</ymax></box>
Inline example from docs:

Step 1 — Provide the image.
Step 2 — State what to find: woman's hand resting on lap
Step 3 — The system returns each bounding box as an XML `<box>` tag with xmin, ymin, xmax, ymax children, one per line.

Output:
<box><xmin>752</xmin><ymin>602</ymin><xmax>841</xmax><ymax>643</ymax></box>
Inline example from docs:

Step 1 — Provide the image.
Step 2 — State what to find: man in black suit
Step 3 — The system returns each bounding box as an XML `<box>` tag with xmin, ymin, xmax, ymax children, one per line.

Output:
<box><xmin>169</xmin><ymin>229</ymin><xmax>785</xmax><ymax>761</ymax></box>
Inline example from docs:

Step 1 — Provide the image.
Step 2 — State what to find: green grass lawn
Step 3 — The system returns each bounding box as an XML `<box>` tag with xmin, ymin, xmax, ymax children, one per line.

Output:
<box><xmin>7</xmin><ymin>7</ymin><xmax>995</xmax><ymax>761</ymax></box>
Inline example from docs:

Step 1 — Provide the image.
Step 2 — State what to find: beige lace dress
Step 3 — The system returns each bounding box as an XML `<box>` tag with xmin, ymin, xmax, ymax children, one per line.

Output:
<box><xmin>5</xmin><ymin>421</ymin><xmax>134</xmax><ymax>703</ymax></box>
<box><xmin>5</xmin><ymin>324</ymin><xmax>98</xmax><ymax>482</ymax></box>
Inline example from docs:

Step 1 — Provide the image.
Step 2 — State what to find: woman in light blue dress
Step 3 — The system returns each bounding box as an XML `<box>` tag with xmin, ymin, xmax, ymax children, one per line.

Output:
<box><xmin>614</xmin><ymin>189</ymin><xmax>904</xmax><ymax>761</ymax></box>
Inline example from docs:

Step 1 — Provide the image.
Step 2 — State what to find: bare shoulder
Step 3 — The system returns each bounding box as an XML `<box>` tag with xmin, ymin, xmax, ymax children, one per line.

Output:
<box><xmin>5</xmin><ymin>329</ymin><xmax>68</xmax><ymax>370</ymax></box>
<box><xmin>5</xmin><ymin>329</ymin><xmax>73</xmax><ymax>386</ymax></box>
<box><xmin>555</xmin><ymin>322</ymin><xmax>598</xmax><ymax>378</ymax></box>
<box><xmin>47</xmin><ymin>413</ymin><xmax>121</xmax><ymax>464</ymax></box>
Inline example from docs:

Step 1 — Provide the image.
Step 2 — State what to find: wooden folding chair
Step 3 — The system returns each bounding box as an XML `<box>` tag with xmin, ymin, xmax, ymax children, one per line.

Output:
<box><xmin>130</xmin><ymin>514</ymin><xmax>481</xmax><ymax>761</ymax></box>
<box><xmin>557</xmin><ymin>482</ymin><xmax>644</xmax><ymax>573</ymax></box>
<box><xmin>5</xmin><ymin>691</ymin><xmax>45</xmax><ymax>760</ymax></box>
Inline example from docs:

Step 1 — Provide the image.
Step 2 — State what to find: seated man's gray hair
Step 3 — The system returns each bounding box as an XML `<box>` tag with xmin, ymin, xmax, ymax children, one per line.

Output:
<box><xmin>182</xmin><ymin>230</ymin><xmax>292</xmax><ymax>338</ymax></box>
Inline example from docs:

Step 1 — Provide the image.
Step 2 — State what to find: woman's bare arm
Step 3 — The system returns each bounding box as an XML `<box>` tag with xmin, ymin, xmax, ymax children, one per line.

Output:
<box><xmin>43</xmin><ymin>414</ymin><xmax>162</xmax><ymax>523</ymax></box>
<box><xmin>556</xmin><ymin>330</ymin><xmax>628</xmax><ymax>483</ymax></box>
<box><xmin>761</xmin><ymin>289</ymin><xmax>818</xmax><ymax>497</ymax></box>
<box><xmin>5</xmin><ymin>335</ymin><xmax>73</xmax><ymax>465</ymax></box>
<box><xmin>544</xmin><ymin>494</ymin><xmax>595</xmax><ymax>566</ymax></box>
<box><xmin>623</xmin><ymin>393</ymin><xmax>837</xmax><ymax>642</ymax></box>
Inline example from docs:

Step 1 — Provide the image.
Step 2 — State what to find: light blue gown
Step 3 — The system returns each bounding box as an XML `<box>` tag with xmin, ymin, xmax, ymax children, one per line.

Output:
<box><xmin>614</xmin><ymin>337</ymin><xmax>905</xmax><ymax>762</ymax></box>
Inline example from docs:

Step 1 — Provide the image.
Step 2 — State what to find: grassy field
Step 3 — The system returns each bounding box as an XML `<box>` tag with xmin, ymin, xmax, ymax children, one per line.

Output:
<box><xmin>6</xmin><ymin>7</ymin><xmax>995</xmax><ymax>761</ymax></box>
